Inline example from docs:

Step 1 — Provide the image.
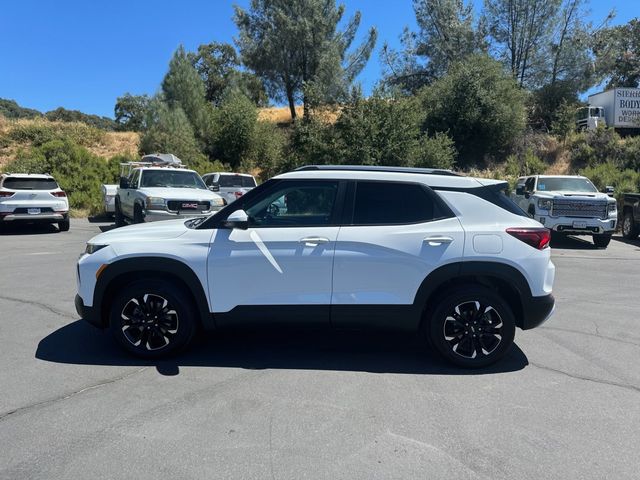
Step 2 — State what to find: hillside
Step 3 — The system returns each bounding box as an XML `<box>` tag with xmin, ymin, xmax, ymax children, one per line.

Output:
<box><xmin>0</xmin><ymin>116</ymin><xmax>139</xmax><ymax>169</ymax></box>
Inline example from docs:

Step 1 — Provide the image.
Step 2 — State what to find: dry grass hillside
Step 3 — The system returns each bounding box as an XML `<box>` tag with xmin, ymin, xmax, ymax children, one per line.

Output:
<box><xmin>0</xmin><ymin>116</ymin><xmax>139</xmax><ymax>169</ymax></box>
<box><xmin>258</xmin><ymin>105</ymin><xmax>340</xmax><ymax>124</ymax></box>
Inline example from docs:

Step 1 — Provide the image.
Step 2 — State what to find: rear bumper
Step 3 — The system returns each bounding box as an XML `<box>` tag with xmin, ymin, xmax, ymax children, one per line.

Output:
<box><xmin>75</xmin><ymin>294</ymin><xmax>102</xmax><ymax>328</ymax></box>
<box><xmin>521</xmin><ymin>293</ymin><xmax>555</xmax><ymax>330</ymax></box>
<box><xmin>0</xmin><ymin>212</ymin><xmax>68</xmax><ymax>222</ymax></box>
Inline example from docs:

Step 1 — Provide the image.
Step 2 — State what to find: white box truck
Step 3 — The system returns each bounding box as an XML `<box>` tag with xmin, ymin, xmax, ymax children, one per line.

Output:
<box><xmin>578</xmin><ymin>88</ymin><xmax>640</xmax><ymax>131</ymax></box>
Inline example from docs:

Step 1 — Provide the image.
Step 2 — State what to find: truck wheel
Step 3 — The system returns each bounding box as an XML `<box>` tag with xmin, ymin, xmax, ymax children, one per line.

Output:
<box><xmin>426</xmin><ymin>286</ymin><xmax>516</xmax><ymax>369</ymax></box>
<box><xmin>593</xmin><ymin>233</ymin><xmax>612</xmax><ymax>248</ymax></box>
<box><xmin>133</xmin><ymin>204</ymin><xmax>144</xmax><ymax>224</ymax></box>
<box><xmin>109</xmin><ymin>279</ymin><xmax>197</xmax><ymax>358</ymax></box>
<box><xmin>622</xmin><ymin>212</ymin><xmax>638</xmax><ymax>240</ymax></box>
<box><xmin>114</xmin><ymin>201</ymin><xmax>125</xmax><ymax>227</ymax></box>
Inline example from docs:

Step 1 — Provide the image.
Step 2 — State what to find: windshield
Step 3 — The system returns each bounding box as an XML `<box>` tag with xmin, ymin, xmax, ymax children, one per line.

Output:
<box><xmin>140</xmin><ymin>170</ymin><xmax>206</xmax><ymax>189</ymax></box>
<box><xmin>537</xmin><ymin>177</ymin><xmax>598</xmax><ymax>193</ymax></box>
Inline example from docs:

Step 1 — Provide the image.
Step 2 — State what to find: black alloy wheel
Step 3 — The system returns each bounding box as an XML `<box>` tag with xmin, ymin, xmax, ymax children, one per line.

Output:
<box><xmin>428</xmin><ymin>286</ymin><xmax>516</xmax><ymax>368</ymax></box>
<box><xmin>109</xmin><ymin>280</ymin><xmax>197</xmax><ymax>358</ymax></box>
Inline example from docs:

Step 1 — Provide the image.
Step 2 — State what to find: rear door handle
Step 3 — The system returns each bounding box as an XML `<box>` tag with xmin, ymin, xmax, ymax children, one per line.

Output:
<box><xmin>299</xmin><ymin>236</ymin><xmax>330</xmax><ymax>246</ymax></box>
<box><xmin>424</xmin><ymin>236</ymin><xmax>454</xmax><ymax>246</ymax></box>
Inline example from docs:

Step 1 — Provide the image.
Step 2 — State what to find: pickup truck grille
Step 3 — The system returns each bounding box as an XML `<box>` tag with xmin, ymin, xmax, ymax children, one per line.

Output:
<box><xmin>551</xmin><ymin>199</ymin><xmax>607</xmax><ymax>219</ymax></box>
<box><xmin>167</xmin><ymin>200</ymin><xmax>210</xmax><ymax>212</ymax></box>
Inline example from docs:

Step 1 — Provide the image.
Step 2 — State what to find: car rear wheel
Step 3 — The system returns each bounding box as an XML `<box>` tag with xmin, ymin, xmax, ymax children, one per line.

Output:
<box><xmin>58</xmin><ymin>218</ymin><xmax>70</xmax><ymax>232</ymax></box>
<box><xmin>109</xmin><ymin>280</ymin><xmax>197</xmax><ymax>358</ymax></box>
<box><xmin>622</xmin><ymin>212</ymin><xmax>638</xmax><ymax>240</ymax></box>
<box><xmin>427</xmin><ymin>286</ymin><xmax>516</xmax><ymax>368</ymax></box>
<box><xmin>592</xmin><ymin>233</ymin><xmax>612</xmax><ymax>248</ymax></box>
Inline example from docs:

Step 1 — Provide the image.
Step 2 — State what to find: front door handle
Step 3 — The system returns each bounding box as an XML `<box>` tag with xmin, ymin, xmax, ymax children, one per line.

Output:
<box><xmin>299</xmin><ymin>236</ymin><xmax>330</xmax><ymax>247</ymax></box>
<box><xmin>424</xmin><ymin>236</ymin><xmax>454</xmax><ymax>246</ymax></box>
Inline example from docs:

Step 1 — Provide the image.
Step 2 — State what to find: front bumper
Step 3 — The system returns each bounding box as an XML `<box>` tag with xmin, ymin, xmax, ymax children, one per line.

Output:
<box><xmin>143</xmin><ymin>208</ymin><xmax>222</xmax><ymax>222</ymax></box>
<box><xmin>75</xmin><ymin>294</ymin><xmax>102</xmax><ymax>328</ymax></box>
<box><xmin>521</xmin><ymin>293</ymin><xmax>555</xmax><ymax>330</ymax></box>
<box><xmin>536</xmin><ymin>214</ymin><xmax>616</xmax><ymax>234</ymax></box>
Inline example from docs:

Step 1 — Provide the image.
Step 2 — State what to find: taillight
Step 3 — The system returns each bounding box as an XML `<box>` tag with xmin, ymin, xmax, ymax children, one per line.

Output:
<box><xmin>506</xmin><ymin>228</ymin><xmax>551</xmax><ymax>250</ymax></box>
<box><xmin>52</xmin><ymin>191</ymin><xmax>67</xmax><ymax>197</ymax></box>
<box><xmin>234</xmin><ymin>191</ymin><xmax>244</xmax><ymax>198</ymax></box>
<box><xmin>0</xmin><ymin>191</ymin><xmax>14</xmax><ymax>198</ymax></box>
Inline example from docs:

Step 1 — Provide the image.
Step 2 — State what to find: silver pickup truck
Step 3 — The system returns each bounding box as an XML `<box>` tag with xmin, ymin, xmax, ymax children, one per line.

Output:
<box><xmin>103</xmin><ymin>154</ymin><xmax>226</xmax><ymax>226</ymax></box>
<box><xmin>512</xmin><ymin>175</ymin><xmax>617</xmax><ymax>248</ymax></box>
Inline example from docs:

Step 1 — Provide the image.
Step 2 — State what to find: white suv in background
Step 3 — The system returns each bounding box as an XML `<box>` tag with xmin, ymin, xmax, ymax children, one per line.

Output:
<box><xmin>0</xmin><ymin>173</ymin><xmax>70</xmax><ymax>231</ymax></box>
<box><xmin>76</xmin><ymin>166</ymin><xmax>555</xmax><ymax>368</ymax></box>
<box><xmin>202</xmin><ymin>172</ymin><xmax>257</xmax><ymax>204</ymax></box>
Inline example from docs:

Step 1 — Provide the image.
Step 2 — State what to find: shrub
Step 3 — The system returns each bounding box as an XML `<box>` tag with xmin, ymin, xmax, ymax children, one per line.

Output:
<box><xmin>247</xmin><ymin>121</ymin><xmax>288</xmax><ymax>180</ymax></box>
<box><xmin>211</xmin><ymin>92</ymin><xmax>258</xmax><ymax>168</ymax></box>
<box><xmin>569</xmin><ymin>127</ymin><xmax>621</xmax><ymax>168</ymax></box>
<box><xmin>580</xmin><ymin>163</ymin><xmax>640</xmax><ymax>198</ymax></box>
<box><xmin>7</xmin><ymin>119</ymin><xmax>105</xmax><ymax>147</ymax></box>
<box><xmin>505</xmin><ymin>150</ymin><xmax>547</xmax><ymax>177</ymax></box>
<box><xmin>414</xmin><ymin>132</ymin><xmax>456</xmax><ymax>169</ymax></box>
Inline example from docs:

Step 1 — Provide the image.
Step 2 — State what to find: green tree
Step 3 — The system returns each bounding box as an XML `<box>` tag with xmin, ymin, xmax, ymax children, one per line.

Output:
<box><xmin>211</xmin><ymin>92</ymin><xmax>258</xmax><ymax>169</ymax></box>
<box><xmin>382</xmin><ymin>0</ymin><xmax>486</xmax><ymax>92</ymax></box>
<box><xmin>161</xmin><ymin>46</ymin><xmax>210</xmax><ymax>139</ymax></box>
<box><xmin>188</xmin><ymin>42</ymin><xmax>268</xmax><ymax>107</ymax></box>
<box><xmin>140</xmin><ymin>98</ymin><xmax>207</xmax><ymax>167</ymax></box>
<box><xmin>419</xmin><ymin>54</ymin><xmax>527</xmax><ymax>166</ymax></box>
<box><xmin>114</xmin><ymin>93</ymin><xmax>150</xmax><ymax>131</ymax></box>
<box><xmin>594</xmin><ymin>18</ymin><xmax>640</xmax><ymax>88</ymax></box>
<box><xmin>484</xmin><ymin>0</ymin><xmax>561</xmax><ymax>87</ymax></box>
<box><xmin>234</xmin><ymin>0</ymin><xmax>377</xmax><ymax>120</ymax></box>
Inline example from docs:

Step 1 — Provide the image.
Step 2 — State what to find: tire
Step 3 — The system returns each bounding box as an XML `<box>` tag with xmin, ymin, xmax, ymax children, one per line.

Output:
<box><xmin>133</xmin><ymin>204</ymin><xmax>144</xmax><ymax>224</ymax></box>
<box><xmin>58</xmin><ymin>218</ymin><xmax>70</xmax><ymax>232</ymax></box>
<box><xmin>426</xmin><ymin>286</ymin><xmax>516</xmax><ymax>369</ymax></box>
<box><xmin>622</xmin><ymin>211</ymin><xmax>638</xmax><ymax>240</ymax></box>
<box><xmin>114</xmin><ymin>201</ymin><xmax>125</xmax><ymax>227</ymax></box>
<box><xmin>592</xmin><ymin>233</ymin><xmax>612</xmax><ymax>248</ymax></box>
<box><xmin>109</xmin><ymin>279</ymin><xmax>197</xmax><ymax>359</ymax></box>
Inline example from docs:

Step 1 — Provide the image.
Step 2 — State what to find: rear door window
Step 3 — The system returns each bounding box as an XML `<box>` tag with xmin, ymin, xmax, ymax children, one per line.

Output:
<box><xmin>2</xmin><ymin>177</ymin><xmax>58</xmax><ymax>190</ymax></box>
<box><xmin>219</xmin><ymin>175</ymin><xmax>257</xmax><ymax>188</ymax></box>
<box><xmin>351</xmin><ymin>181</ymin><xmax>439</xmax><ymax>225</ymax></box>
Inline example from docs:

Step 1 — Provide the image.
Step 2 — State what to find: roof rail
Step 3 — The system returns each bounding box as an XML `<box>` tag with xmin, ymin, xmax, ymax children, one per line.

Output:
<box><xmin>295</xmin><ymin>165</ymin><xmax>461</xmax><ymax>176</ymax></box>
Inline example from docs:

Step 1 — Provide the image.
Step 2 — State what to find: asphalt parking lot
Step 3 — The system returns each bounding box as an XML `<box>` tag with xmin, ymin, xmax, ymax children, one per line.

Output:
<box><xmin>0</xmin><ymin>219</ymin><xmax>639</xmax><ymax>480</ymax></box>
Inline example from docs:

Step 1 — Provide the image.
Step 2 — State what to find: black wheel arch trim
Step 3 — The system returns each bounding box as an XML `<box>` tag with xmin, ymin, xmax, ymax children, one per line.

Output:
<box><xmin>90</xmin><ymin>257</ymin><xmax>212</xmax><ymax>330</ymax></box>
<box><xmin>414</xmin><ymin>261</ymin><xmax>552</xmax><ymax>330</ymax></box>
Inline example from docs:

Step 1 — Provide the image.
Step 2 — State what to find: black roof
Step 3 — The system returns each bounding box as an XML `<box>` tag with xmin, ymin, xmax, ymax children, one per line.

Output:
<box><xmin>295</xmin><ymin>165</ymin><xmax>460</xmax><ymax>176</ymax></box>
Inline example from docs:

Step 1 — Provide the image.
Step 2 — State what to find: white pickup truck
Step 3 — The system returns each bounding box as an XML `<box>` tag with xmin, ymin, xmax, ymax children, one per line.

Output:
<box><xmin>103</xmin><ymin>154</ymin><xmax>226</xmax><ymax>226</ymax></box>
<box><xmin>512</xmin><ymin>175</ymin><xmax>617</xmax><ymax>248</ymax></box>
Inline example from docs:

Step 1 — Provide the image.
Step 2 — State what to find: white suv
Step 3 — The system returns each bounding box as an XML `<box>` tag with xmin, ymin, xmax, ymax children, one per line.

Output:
<box><xmin>202</xmin><ymin>172</ymin><xmax>257</xmax><ymax>204</ymax></box>
<box><xmin>75</xmin><ymin>166</ymin><xmax>556</xmax><ymax>368</ymax></box>
<box><xmin>0</xmin><ymin>173</ymin><xmax>70</xmax><ymax>231</ymax></box>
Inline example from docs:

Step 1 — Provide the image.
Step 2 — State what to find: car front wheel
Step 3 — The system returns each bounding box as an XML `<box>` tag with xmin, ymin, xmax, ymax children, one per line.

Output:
<box><xmin>109</xmin><ymin>280</ymin><xmax>197</xmax><ymax>358</ymax></box>
<box><xmin>427</xmin><ymin>286</ymin><xmax>516</xmax><ymax>368</ymax></box>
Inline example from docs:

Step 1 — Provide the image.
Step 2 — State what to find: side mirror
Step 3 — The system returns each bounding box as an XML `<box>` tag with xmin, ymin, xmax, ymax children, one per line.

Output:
<box><xmin>209</xmin><ymin>182</ymin><xmax>220</xmax><ymax>192</ymax></box>
<box><xmin>224</xmin><ymin>209</ymin><xmax>249</xmax><ymax>230</ymax></box>
<box><xmin>119</xmin><ymin>177</ymin><xmax>130</xmax><ymax>189</ymax></box>
<box><xmin>515</xmin><ymin>185</ymin><xmax>525</xmax><ymax>196</ymax></box>
<box><xmin>605</xmin><ymin>185</ymin><xmax>615</xmax><ymax>197</ymax></box>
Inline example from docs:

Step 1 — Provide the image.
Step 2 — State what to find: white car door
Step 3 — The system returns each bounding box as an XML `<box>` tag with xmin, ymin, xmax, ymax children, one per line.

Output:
<box><xmin>331</xmin><ymin>180</ymin><xmax>465</xmax><ymax>329</ymax></box>
<box><xmin>207</xmin><ymin>179</ymin><xmax>343</xmax><ymax>326</ymax></box>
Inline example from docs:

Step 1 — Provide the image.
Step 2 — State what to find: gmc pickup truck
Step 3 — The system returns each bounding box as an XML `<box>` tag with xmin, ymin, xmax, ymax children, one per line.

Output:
<box><xmin>512</xmin><ymin>175</ymin><xmax>617</xmax><ymax>248</ymax></box>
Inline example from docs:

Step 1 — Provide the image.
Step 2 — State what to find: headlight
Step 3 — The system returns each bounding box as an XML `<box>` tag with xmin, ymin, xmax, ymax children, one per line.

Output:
<box><xmin>538</xmin><ymin>199</ymin><xmax>552</xmax><ymax>210</ymax></box>
<box><xmin>211</xmin><ymin>197</ymin><xmax>225</xmax><ymax>207</ymax></box>
<box><xmin>608</xmin><ymin>202</ymin><xmax>617</xmax><ymax>216</ymax></box>
<box><xmin>85</xmin><ymin>244</ymin><xmax>108</xmax><ymax>255</ymax></box>
<box><xmin>146</xmin><ymin>197</ymin><xmax>166</xmax><ymax>209</ymax></box>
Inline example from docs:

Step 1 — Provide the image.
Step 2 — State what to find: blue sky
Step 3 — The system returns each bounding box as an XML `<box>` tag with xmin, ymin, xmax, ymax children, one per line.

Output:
<box><xmin>1</xmin><ymin>0</ymin><xmax>636</xmax><ymax>118</ymax></box>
